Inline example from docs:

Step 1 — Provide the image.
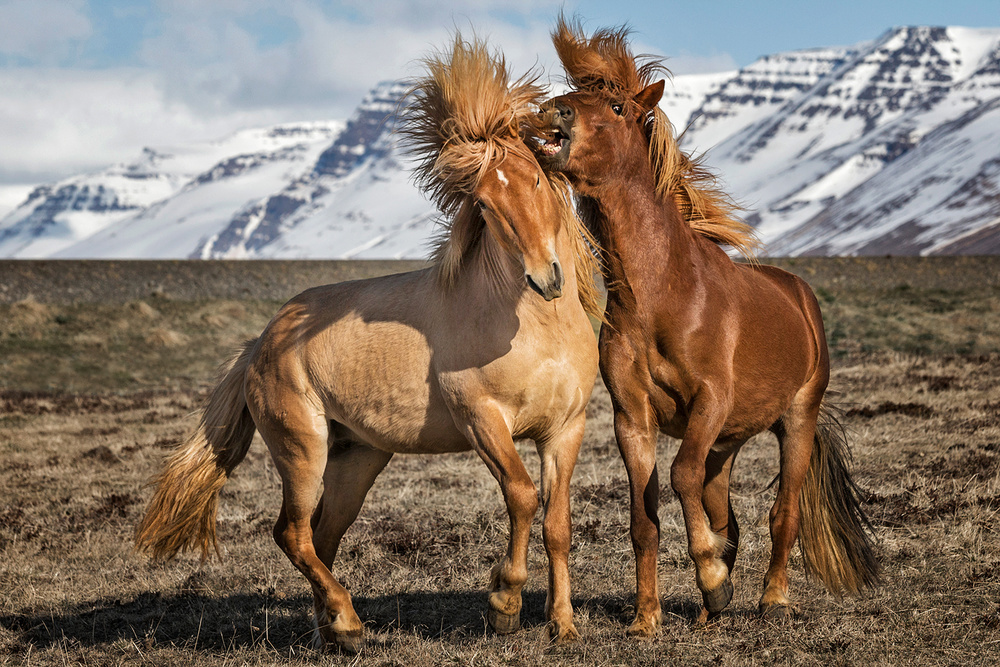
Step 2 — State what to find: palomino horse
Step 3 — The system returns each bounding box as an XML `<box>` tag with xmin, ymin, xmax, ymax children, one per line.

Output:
<box><xmin>538</xmin><ymin>19</ymin><xmax>878</xmax><ymax>635</ymax></box>
<box><xmin>135</xmin><ymin>36</ymin><xmax>602</xmax><ymax>652</ymax></box>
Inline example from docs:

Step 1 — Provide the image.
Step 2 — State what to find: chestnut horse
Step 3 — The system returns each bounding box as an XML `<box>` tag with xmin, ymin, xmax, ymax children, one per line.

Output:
<box><xmin>135</xmin><ymin>36</ymin><xmax>601</xmax><ymax>652</ymax></box>
<box><xmin>539</xmin><ymin>19</ymin><xmax>878</xmax><ymax>635</ymax></box>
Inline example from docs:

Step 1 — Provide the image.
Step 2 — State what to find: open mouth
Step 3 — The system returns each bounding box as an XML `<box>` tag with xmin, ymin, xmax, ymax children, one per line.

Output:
<box><xmin>538</xmin><ymin>129</ymin><xmax>569</xmax><ymax>159</ymax></box>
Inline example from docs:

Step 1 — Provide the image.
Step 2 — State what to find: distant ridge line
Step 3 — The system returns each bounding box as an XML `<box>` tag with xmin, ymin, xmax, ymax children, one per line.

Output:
<box><xmin>1</xmin><ymin>257</ymin><xmax>997</xmax><ymax>304</ymax></box>
<box><xmin>0</xmin><ymin>259</ymin><xmax>429</xmax><ymax>304</ymax></box>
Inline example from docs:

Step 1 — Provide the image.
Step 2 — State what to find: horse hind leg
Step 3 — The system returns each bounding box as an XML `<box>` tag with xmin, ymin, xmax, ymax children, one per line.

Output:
<box><xmin>760</xmin><ymin>392</ymin><xmax>820</xmax><ymax>619</ymax></box>
<box><xmin>259</xmin><ymin>409</ymin><xmax>366</xmax><ymax>654</ymax></box>
<box><xmin>310</xmin><ymin>439</ymin><xmax>393</xmax><ymax>649</ymax></box>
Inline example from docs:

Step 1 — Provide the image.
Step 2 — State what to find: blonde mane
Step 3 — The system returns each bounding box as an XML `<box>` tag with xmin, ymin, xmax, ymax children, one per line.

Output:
<box><xmin>552</xmin><ymin>17</ymin><xmax>761</xmax><ymax>260</ymax></box>
<box><xmin>400</xmin><ymin>35</ymin><xmax>602</xmax><ymax>316</ymax></box>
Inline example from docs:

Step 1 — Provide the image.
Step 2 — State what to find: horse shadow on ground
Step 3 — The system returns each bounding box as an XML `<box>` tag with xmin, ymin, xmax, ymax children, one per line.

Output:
<box><xmin>0</xmin><ymin>589</ymin><xmax>703</xmax><ymax>654</ymax></box>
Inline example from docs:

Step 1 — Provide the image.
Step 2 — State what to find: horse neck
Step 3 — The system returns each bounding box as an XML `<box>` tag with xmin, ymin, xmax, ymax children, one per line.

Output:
<box><xmin>583</xmin><ymin>161</ymin><xmax>696</xmax><ymax>299</ymax></box>
<box><xmin>460</xmin><ymin>223</ymin><xmax>579</xmax><ymax>309</ymax></box>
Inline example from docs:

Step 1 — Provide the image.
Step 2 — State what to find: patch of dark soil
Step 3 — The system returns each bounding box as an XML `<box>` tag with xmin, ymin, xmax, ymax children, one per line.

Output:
<box><xmin>0</xmin><ymin>505</ymin><xmax>27</xmax><ymax>532</ymax></box>
<box><xmin>924</xmin><ymin>450</ymin><xmax>999</xmax><ymax>479</ymax></box>
<box><xmin>1</xmin><ymin>460</ymin><xmax>31</xmax><ymax>473</ymax></box>
<box><xmin>89</xmin><ymin>493</ymin><xmax>139</xmax><ymax>520</ymax></box>
<box><xmin>574</xmin><ymin>480</ymin><xmax>629</xmax><ymax>506</ymax></box>
<box><xmin>0</xmin><ymin>390</ymin><xmax>155</xmax><ymax>415</ymax></box>
<box><xmin>142</xmin><ymin>410</ymin><xmax>164</xmax><ymax>424</ymax></box>
<box><xmin>77</xmin><ymin>445</ymin><xmax>119</xmax><ymax>464</ymax></box>
<box><xmin>577</xmin><ymin>518</ymin><xmax>611</xmax><ymax>544</ymax></box>
<box><xmin>360</xmin><ymin>516</ymin><xmax>445</xmax><ymax>558</ymax></box>
<box><xmin>426</xmin><ymin>476</ymin><xmax>466</xmax><ymax>489</ymax></box>
<box><xmin>59</xmin><ymin>493</ymin><xmax>140</xmax><ymax>533</ymax></box>
<box><xmin>77</xmin><ymin>426</ymin><xmax>122</xmax><ymax>436</ymax></box>
<box><xmin>908</xmin><ymin>373</ymin><xmax>960</xmax><ymax>393</ymax></box>
<box><xmin>0</xmin><ymin>505</ymin><xmax>40</xmax><ymax>546</ymax></box>
<box><xmin>976</xmin><ymin>611</ymin><xmax>1000</xmax><ymax>630</ymax></box>
<box><xmin>150</xmin><ymin>437</ymin><xmax>180</xmax><ymax>450</ymax></box>
<box><xmin>846</xmin><ymin>401</ymin><xmax>935</xmax><ymax>419</ymax></box>
<box><xmin>965</xmin><ymin>563</ymin><xmax>1000</xmax><ymax>588</ymax></box>
<box><xmin>868</xmin><ymin>489</ymin><xmax>969</xmax><ymax>527</ymax></box>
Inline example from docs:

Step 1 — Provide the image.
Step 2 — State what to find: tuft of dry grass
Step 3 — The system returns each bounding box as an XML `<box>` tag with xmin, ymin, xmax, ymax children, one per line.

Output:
<box><xmin>1</xmin><ymin>259</ymin><xmax>999</xmax><ymax>665</ymax></box>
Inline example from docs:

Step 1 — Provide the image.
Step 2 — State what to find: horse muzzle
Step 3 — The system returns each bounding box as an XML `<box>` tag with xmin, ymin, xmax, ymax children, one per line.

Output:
<box><xmin>526</xmin><ymin>259</ymin><xmax>564</xmax><ymax>301</ymax></box>
<box><xmin>538</xmin><ymin>102</ymin><xmax>573</xmax><ymax>167</ymax></box>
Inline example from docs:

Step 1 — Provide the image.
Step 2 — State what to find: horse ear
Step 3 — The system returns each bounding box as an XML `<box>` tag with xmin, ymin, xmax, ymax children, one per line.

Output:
<box><xmin>633</xmin><ymin>80</ymin><xmax>665</xmax><ymax>113</ymax></box>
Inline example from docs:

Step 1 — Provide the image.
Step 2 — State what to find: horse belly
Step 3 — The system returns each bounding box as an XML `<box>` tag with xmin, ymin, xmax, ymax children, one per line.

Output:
<box><xmin>316</xmin><ymin>320</ymin><xmax>469</xmax><ymax>455</ymax></box>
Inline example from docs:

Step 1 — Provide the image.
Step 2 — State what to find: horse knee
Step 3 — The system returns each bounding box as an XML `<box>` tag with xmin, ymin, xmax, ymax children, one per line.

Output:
<box><xmin>508</xmin><ymin>480</ymin><xmax>539</xmax><ymax>520</ymax></box>
<box><xmin>542</xmin><ymin>515</ymin><xmax>571</xmax><ymax>556</ymax></box>
<box><xmin>670</xmin><ymin>457</ymin><xmax>704</xmax><ymax>500</ymax></box>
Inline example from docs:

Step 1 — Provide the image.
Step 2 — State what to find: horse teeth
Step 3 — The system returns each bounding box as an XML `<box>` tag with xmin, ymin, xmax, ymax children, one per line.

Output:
<box><xmin>542</xmin><ymin>141</ymin><xmax>561</xmax><ymax>156</ymax></box>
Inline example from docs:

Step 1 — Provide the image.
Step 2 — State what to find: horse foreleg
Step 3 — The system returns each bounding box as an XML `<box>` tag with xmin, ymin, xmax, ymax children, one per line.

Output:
<box><xmin>614</xmin><ymin>409</ymin><xmax>663</xmax><ymax>638</ymax></box>
<box><xmin>536</xmin><ymin>414</ymin><xmax>586</xmax><ymax>643</ymax></box>
<box><xmin>461</xmin><ymin>409</ymin><xmax>538</xmax><ymax>635</ymax></box>
<box><xmin>703</xmin><ymin>445</ymin><xmax>742</xmax><ymax>575</ymax></box>
<box><xmin>670</xmin><ymin>395</ymin><xmax>732</xmax><ymax>621</ymax></box>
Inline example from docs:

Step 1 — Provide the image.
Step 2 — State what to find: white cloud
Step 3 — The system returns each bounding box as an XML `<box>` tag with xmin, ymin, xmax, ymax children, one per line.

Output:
<box><xmin>0</xmin><ymin>0</ymin><xmax>734</xmax><ymax>191</ymax></box>
<box><xmin>0</xmin><ymin>68</ymin><xmax>288</xmax><ymax>184</ymax></box>
<box><xmin>0</xmin><ymin>0</ymin><xmax>92</xmax><ymax>62</ymax></box>
<box><xmin>135</xmin><ymin>0</ymin><xmax>564</xmax><ymax>115</ymax></box>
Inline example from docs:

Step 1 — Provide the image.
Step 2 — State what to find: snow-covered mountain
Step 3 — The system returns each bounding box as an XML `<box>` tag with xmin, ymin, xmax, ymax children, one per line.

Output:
<box><xmin>676</xmin><ymin>26</ymin><xmax>1000</xmax><ymax>255</ymax></box>
<box><xmin>2</xmin><ymin>26</ymin><xmax>1000</xmax><ymax>258</ymax></box>
<box><xmin>0</xmin><ymin>81</ymin><xmax>438</xmax><ymax>260</ymax></box>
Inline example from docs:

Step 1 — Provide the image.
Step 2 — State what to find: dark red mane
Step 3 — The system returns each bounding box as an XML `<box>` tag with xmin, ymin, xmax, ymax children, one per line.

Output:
<box><xmin>552</xmin><ymin>15</ymin><xmax>760</xmax><ymax>259</ymax></box>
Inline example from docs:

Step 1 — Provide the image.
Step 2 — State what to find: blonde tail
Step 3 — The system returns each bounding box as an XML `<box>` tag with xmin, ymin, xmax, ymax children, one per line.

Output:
<box><xmin>135</xmin><ymin>339</ymin><xmax>258</xmax><ymax>561</ymax></box>
<box><xmin>798</xmin><ymin>403</ymin><xmax>880</xmax><ymax>595</ymax></box>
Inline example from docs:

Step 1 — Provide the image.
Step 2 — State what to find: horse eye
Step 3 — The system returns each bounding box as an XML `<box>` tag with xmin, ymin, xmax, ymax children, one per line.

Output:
<box><xmin>611</xmin><ymin>103</ymin><xmax>623</xmax><ymax>116</ymax></box>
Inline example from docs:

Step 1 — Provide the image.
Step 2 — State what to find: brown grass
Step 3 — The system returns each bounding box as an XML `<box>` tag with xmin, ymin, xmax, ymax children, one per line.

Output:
<box><xmin>1</xmin><ymin>259</ymin><xmax>999</xmax><ymax>665</ymax></box>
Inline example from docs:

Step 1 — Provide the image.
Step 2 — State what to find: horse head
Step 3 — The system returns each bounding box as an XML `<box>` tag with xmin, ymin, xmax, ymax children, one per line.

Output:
<box><xmin>538</xmin><ymin>15</ymin><xmax>758</xmax><ymax>260</ymax></box>
<box><xmin>402</xmin><ymin>35</ymin><xmax>573</xmax><ymax>301</ymax></box>
<box><xmin>539</xmin><ymin>80</ymin><xmax>664</xmax><ymax>193</ymax></box>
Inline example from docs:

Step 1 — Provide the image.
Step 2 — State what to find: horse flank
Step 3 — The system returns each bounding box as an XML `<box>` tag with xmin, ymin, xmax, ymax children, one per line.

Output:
<box><xmin>399</xmin><ymin>35</ymin><xmax>603</xmax><ymax>316</ymax></box>
<box><xmin>553</xmin><ymin>15</ymin><xmax>760</xmax><ymax>260</ymax></box>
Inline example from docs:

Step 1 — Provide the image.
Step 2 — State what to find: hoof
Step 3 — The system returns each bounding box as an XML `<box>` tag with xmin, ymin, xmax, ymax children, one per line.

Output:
<box><xmin>702</xmin><ymin>576</ymin><xmax>734</xmax><ymax>614</ymax></box>
<box><xmin>625</xmin><ymin>613</ymin><xmax>660</xmax><ymax>638</ymax></box>
<box><xmin>547</xmin><ymin>620</ymin><xmax>580</xmax><ymax>644</ymax></box>
<box><xmin>333</xmin><ymin>629</ymin><xmax>365</xmax><ymax>654</ymax></box>
<box><xmin>759</xmin><ymin>602</ymin><xmax>793</xmax><ymax>621</ymax></box>
<box><xmin>488</xmin><ymin>607</ymin><xmax>520</xmax><ymax>635</ymax></box>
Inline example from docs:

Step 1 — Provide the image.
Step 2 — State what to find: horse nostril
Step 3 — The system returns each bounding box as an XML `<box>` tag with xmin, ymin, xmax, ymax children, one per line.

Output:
<box><xmin>552</xmin><ymin>260</ymin><xmax>564</xmax><ymax>289</ymax></box>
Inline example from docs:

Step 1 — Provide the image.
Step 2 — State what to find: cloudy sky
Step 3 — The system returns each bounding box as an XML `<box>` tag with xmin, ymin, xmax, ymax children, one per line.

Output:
<box><xmin>0</xmin><ymin>0</ymin><xmax>996</xmax><ymax>211</ymax></box>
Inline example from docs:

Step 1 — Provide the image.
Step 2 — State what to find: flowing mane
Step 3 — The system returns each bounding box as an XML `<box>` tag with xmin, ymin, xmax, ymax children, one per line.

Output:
<box><xmin>552</xmin><ymin>16</ymin><xmax>761</xmax><ymax>260</ymax></box>
<box><xmin>400</xmin><ymin>35</ymin><xmax>602</xmax><ymax>316</ymax></box>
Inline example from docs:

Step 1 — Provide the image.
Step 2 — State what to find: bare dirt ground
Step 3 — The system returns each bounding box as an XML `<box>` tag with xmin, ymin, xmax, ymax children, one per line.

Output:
<box><xmin>1</xmin><ymin>258</ymin><xmax>998</xmax><ymax>666</ymax></box>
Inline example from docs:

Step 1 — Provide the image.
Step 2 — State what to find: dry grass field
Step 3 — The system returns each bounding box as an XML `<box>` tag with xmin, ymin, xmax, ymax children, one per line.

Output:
<box><xmin>1</xmin><ymin>258</ymin><xmax>998</xmax><ymax>666</ymax></box>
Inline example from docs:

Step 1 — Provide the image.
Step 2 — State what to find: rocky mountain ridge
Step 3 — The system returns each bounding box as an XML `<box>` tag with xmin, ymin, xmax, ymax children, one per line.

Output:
<box><xmin>1</xmin><ymin>25</ymin><xmax>998</xmax><ymax>259</ymax></box>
